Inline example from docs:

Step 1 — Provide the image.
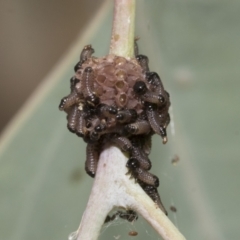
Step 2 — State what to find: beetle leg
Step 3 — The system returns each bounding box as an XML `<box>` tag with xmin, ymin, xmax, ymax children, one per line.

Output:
<box><xmin>70</xmin><ymin>76</ymin><xmax>80</xmax><ymax>92</ymax></box>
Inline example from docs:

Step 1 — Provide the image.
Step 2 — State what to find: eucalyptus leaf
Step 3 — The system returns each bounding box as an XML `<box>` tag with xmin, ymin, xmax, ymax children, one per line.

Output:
<box><xmin>1</xmin><ymin>1</ymin><xmax>240</xmax><ymax>240</ymax></box>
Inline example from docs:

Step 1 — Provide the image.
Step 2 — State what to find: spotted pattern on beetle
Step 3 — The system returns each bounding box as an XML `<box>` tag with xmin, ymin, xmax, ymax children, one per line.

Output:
<box><xmin>59</xmin><ymin>42</ymin><xmax>170</xmax><ymax>215</ymax></box>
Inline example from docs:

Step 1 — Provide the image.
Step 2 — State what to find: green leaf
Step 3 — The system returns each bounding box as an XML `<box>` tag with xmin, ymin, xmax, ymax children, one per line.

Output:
<box><xmin>1</xmin><ymin>1</ymin><xmax>240</xmax><ymax>239</ymax></box>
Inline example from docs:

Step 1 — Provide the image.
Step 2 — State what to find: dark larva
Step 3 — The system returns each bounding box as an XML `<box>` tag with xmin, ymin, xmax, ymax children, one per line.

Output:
<box><xmin>163</xmin><ymin>112</ymin><xmax>171</xmax><ymax>129</ymax></box>
<box><xmin>85</xmin><ymin>143</ymin><xmax>99</xmax><ymax>177</ymax></box>
<box><xmin>123</xmin><ymin>120</ymin><xmax>151</xmax><ymax>135</ymax></box>
<box><xmin>141</xmin><ymin>91</ymin><xmax>165</xmax><ymax>106</ymax></box>
<box><xmin>70</xmin><ymin>77</ymin><xmax>80</xmax><ymax>91</ymax></box>
<box><xmin>82</xmin><ymin>67</ymin><xmax>99</xmax><ymax>105</ymax></box>
<box><xmin>140</xmin><ymin>182</ymin><xmax>168</xmax><ymax>215</ymax></box>
<box><xmin>146</xmin><ymin>72</ymin><xmax>164</xmax><ymax>90</ymax></box>
<box><xmin>130</xmin><ymin>137</ymin><xmax>151</xmax><ymax>170</ymax></box>
<box><xmin>142</xmin><ymin>133</ymin><xmax>152</xmax><ymax>155</ymax></box>
<box><xmin>111</xmin><ymin>135</ymin><xmax>132</xmax><ymax>152</ymax></box>
<box><xmin>116</xmin><ymin>109</ymin><xmax>137</xmax><ymax>124</ymax></box>
<box><xmin>104</xmin><ymin>209</ymin><xmax>138</xmax><ymax>224</ymax></box>
<box><xmin>131</xmin><ymin>146</ymin><xmax>151</xmax><ymax>170</ymax></box>
<box><xmin>59</xmin><ymin>90</ymin><xmax>80</xmax><ymax>111</ymax></box>
<box><xmin>97</xmin><ymin>104</ymin><xmax>117</xmax><ymax>118</ymax></box>
<box><xmin>126</xmin><ymin>158</ymin><xmax>158</xmax><ymax>187</ymax></box>
<box><xmin>134</xmin><ymin>38</ymin><xmax>139</xmax><ymax>57</ymax></box>
<box><xmin>136</xmin><ymin>54</ymin><xmax>149</xmax><ymax>73</ymax></box>
<box><xmin>67</xmin><ymin>105</ymin><xmax>80</xmax><ymax>133</ymax></box>
<box><xmin>80</xmin><ymin>44</ymin><xmax>94</xmax><ymax>62</ymax></box>
<box><xmin>76</xmin><ymin>110</ymin><xmax>86</xmax><ymax>137</ymax></box>
<box><xmin>145</xmin><ymin>103</ymin><xmax>168</xmax><ymax>144</ymax></box>
<box><xmin>118</xmin><ymin>210</ymin><xmax>138</xmax><ymax>222</ymax></box>
<box><xmin>74</xmin><ymin>45</ymin><xmax>94</xmax><ymax>72</ymax></box>
<box><xmin>135</xmin><ymin>167</ymin><xmax>159</xmax><ymax>187</ymax></box>
<box><xmin>146</xmin><ymin>72</ymin><xmax>171</xmax><ymax>106</ymax></box>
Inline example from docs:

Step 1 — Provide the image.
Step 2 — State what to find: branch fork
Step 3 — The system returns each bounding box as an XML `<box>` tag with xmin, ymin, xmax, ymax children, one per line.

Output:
<box><xmin>73</xmin><ymin>0</ymin><xmax>186</xmax><ymax>239</ymax></box>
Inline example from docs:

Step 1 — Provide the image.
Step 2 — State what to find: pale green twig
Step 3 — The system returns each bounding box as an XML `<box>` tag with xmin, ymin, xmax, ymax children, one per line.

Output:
<box><xmin>109</xmin><ymin>0</ymin><xmax>135</xmax><ymax>58</ymax></box>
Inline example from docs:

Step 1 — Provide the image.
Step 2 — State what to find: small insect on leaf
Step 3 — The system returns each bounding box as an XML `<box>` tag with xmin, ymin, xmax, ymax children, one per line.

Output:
<box><xmin>128</xmin><ymin>231</ymin><xmax>138</xmax><ymax>236</ymax></box>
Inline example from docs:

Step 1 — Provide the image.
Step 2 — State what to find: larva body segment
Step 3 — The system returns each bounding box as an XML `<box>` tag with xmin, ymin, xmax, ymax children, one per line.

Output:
<box><xmin>97</xmin><ymin>104</ymin><xmax>117</xmax><ymax>118</ymax></box>
<box><xmin>126</xmin><ymin>158</ymin><xmax>158</xmax><ymax>187</ymax></box>
<box><xmin>82</xmin><ymin>67</ymin><xmax>94</xmax><ymax>98</ymax></box>
<box><xmin>76</xmin><ymin>110</ymin><xmax>86</xmax><ymax>137</ymax></box>
<box><xmin>81</xmin><ymin>67</ymin><xmax>99</xmax><ymax>105</ymax></box>
<box><xmin>130</xmin><ymin>137</ymin><xmax>152</xmax><ymax>170</ymax></box>
<box><xmin>123</xmin><ymin>120</ymin><xmax>151</xmax><ymax>136</ymax></box>
<box><xmin>59</xmin><ymin>90</ymin><xmax>80</xmax><ymax>111</ymax></box>
<box><xmin>111</xmin><ymin>135</ymin><xmax>132</xmax><ymax>152</ymax></box>
<box><xmin>116</xmin><ymin>109</ymin><xmax>137</xmax><ymax>124</ymax></box>
<box><xmin>133</xmin><ymin>80</ymin><xmax>165</xmax><ymax>106</ymax></box>
<box><xmin>85</xmin><ymin>143</ymin><xmax>99</xmax><ymax>178</ymax></box>
<box><xmin>134</xmin><ymin>38</ymin><xmax>139</xmax><ymax>57</ymax></box>
<box><xmin>139</xmin><ymin>181</ymin><xmax>168</xmax><ymax>215</ymax></box>
<box><xmin>80</xmin><ymin>45</ymin><xmax>94</xmax><ymax>62</ymax></box>
<box><xmin>74</xmin><ymin>45</ymin><xmax>95</xmax><ymax>72</ymax></box>
<box><xmin>131</xmin><ymin>147</ymin><xmax>152</xmax><ymax>170</ymax></box>
<box><xmin>67</xmin><ymin>105</ymin><xmax>80</xmax><ymax>133</ymax></box>
<box><xmin>136</xmin><ymin>168</ymin><xmax>159</xmax><ymax>187</ymax></box>
<box><xmin>145</xmin><ymin>103</ymin><xmax>167</xmax><ymax>143</ymax></box>
<box><xmin>136</xmin><ymin>54</ymin><xmax>149</xmax><ymax>73</ymax></box>
<box><xmin>146</xmin><ymin>72</ymin><xmax>164</xmax><ymax>90</ymax></box>
<box><xmin>141</xmin><ymin>91</ymin><xmax>165</xmax><ymax>106</ymax></box>
<box><xmin>70</xmin><ymin>77</ymin><xmax>80</xmax><ymax>91</ymax></box>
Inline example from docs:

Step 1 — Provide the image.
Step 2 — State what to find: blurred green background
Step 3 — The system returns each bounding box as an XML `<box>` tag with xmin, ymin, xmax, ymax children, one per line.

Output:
<box><xmin>0</xmin><ymin>0</ymin><xmax>240</xmax><ymax>239</ymax></box>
